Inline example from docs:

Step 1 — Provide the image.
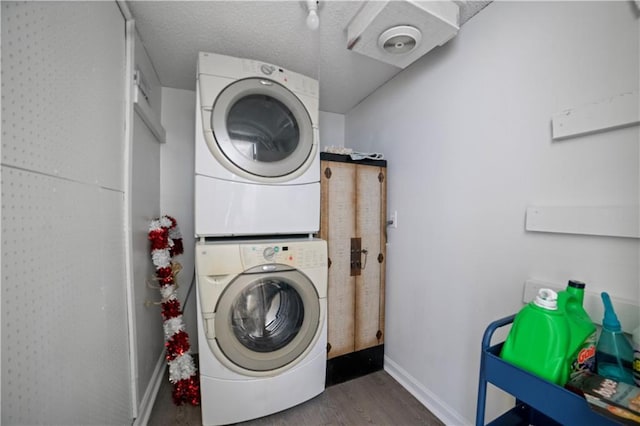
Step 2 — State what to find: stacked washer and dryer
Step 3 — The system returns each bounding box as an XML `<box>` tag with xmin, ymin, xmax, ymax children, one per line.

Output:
<box><xmin>194</xmin><ymin>52</ymin><xmax>327</xmax><ymax>425</ymax></box>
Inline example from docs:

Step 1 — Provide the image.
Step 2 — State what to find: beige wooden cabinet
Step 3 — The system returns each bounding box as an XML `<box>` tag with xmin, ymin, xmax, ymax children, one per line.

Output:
<box><xmin>318</xmin><ymin>153</ymin><xmax>387</xmax><ymax>360</ymax></box>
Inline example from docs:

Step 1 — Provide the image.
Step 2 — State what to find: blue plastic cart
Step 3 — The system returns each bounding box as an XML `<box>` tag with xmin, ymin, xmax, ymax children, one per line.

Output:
<box><xmin>476</xmin><ymin>314</ymin><xmax>620</xmax><ymax>425</ymax></box>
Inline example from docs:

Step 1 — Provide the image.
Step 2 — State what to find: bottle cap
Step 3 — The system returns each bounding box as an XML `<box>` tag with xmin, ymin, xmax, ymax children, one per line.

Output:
<box><xmin>568</xmin><ymin>280</ymin><xmax>585</xmax><ymax>289</ymax></box>
<box><xmin>601</xmin><ymin>292</ymin><xmax>621</xmax><ymax>331</ymax></box>
<box><xmin>534</xmin><ymin>288</ymin><xmax>558</xmax><ymax>310</ymax></box>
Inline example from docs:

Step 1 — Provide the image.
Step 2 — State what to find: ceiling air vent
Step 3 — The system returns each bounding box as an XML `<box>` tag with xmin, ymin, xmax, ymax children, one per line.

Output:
<box><xmin>347</xmin><ymin>0</ymin><xmax>459</xmax><ymax>69</ymax></box>
<box><xmin>378</xmin><ymin>26</ymin><xmax>421</xmax><ymax>56</ymax></box>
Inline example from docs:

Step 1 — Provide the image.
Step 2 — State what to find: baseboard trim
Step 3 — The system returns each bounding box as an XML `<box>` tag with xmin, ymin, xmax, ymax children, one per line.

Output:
<box><xmin>133</xmin><ymin>350</ymin><xmax>167</xmax><ymax>426</ymax></box>
<box><xmin>384</xmin><ymin>355</ymin><xmax>472</xmax><ymax>426</ymax></box>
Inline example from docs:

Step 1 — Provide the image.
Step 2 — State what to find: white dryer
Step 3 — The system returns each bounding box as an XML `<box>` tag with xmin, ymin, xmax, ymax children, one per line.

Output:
<box><xmin>195</xmin><ymin>52</ymin><xmax>320</xmax><ymax>237</ymax></box>
<box><xmin>195</xmin><ymin>238</ymin><xmax>327</xmax><ymax>425</ymax></box>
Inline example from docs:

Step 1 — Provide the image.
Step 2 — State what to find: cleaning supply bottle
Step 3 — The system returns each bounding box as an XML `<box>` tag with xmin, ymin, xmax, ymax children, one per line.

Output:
<box><xmin>595</xmin><ymin>292</ymin><xmax>635</xmax><ymax>385</ymax></box>
<box><xmin>557</xmin><ymin>280</ymin><xmax>597</xmax><ymax>377</ymax></box>
<box><xmin>633</xmin><ymin>325</ymin><xmax>640</xmax><ymax>386</ymax></box>
<box><xmin>500</xmin><ymin>288</ymin><xmax>571</xmax><ymax>385</ymax></box>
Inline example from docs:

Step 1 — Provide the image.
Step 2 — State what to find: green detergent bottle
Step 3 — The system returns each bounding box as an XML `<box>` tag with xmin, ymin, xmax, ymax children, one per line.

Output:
<box><xmin>500</xmin><ymin>288</ymin><xmax>571</xmax><ymax>385</ymax></box>
<box><xmin>557</xmin><ymin>280</ymin><xmax>597</xmax><ymax>378</ymax></box>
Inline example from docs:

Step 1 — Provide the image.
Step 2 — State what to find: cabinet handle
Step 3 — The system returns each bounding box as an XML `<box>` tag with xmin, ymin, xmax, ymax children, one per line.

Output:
<box><xmin>360</xmin><ymin>249</ymin><xmax>368</xmax><ymax>270</ymax></box>
<box><xmin>350</xmin><ymin>238</ymin><xmax>368</xmax><ymax>275</ymax></box>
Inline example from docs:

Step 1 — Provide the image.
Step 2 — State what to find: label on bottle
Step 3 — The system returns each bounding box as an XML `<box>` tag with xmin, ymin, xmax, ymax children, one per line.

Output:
<box><xmin>571</xmin><ymin>331</ymin><xmax>597</xmax><ymax>377</ymax></box>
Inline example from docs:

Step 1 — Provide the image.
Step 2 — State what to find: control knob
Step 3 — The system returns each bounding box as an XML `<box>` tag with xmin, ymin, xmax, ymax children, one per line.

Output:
<box><xmin>260</xmin><ymin>64</ymin><xmax>275</xmax><ymax>76</ymax></box>
<box><xmin>263</xmin><ymin>246</ymin><xmax>275</xmax><ymax>261</ymax></box>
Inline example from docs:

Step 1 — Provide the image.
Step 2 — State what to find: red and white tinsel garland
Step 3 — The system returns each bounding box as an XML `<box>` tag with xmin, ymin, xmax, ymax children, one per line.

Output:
<box><xmin>148</xmin><ymin>215</ymin><xmax>200</xmax><ymax>406</ymax></box>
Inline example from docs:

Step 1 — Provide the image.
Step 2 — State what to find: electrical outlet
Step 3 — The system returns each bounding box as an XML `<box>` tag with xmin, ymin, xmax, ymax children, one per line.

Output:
<box><xmin>389</xmin><ymin>210</ymin><xmax>398</xmax><ymax>228</ymax></box>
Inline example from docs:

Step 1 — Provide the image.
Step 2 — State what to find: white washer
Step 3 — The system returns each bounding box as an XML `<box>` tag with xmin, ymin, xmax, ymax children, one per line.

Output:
<box><xmin>195</xmin><ymin>52</ymin><xmax>320</xmax><ymax>237</ymax></box>
<box><xmin>195</xmin><ymin>238</ymin><xmax>327</xmax><ymax>425</ymax></box>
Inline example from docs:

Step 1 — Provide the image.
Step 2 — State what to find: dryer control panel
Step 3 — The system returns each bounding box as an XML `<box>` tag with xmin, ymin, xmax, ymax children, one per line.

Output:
<box><xmin>241</xmin><ymin>240</ymin><xmax>326</xmax><ymax>270</ymax></box>
<box><xmin>241</xmin><ymin>59</ymin><xmax>319</xmax><ymax>99</ymax></box>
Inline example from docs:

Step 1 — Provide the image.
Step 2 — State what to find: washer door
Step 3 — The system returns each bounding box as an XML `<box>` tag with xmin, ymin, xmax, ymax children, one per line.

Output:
<box><xmin>208</xmin><ymin>78</ymin><xmax>315</xmax><ymax>179</ymax></box>
<box><xmin>214</xmin><ymin>265</ymin><xmax>321</xmax><ymax>372</ymax></box>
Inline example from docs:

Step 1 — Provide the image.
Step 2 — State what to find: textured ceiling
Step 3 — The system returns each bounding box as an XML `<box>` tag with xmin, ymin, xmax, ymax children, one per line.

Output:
<box><xmin>127</xmin><ymin>1</ymin><xmax>491</xmax><ymax>114</ymax></box>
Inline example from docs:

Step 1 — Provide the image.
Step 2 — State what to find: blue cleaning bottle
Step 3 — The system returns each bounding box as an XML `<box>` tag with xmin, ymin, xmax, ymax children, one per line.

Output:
<box><xmin>595</xmin><ymin>292</ymin><xmax>635</xmax><ymax>384</ymax></box>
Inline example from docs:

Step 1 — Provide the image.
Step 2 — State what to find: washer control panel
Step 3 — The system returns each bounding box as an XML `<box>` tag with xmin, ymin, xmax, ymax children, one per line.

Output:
<box><xmin>241</xmin><ymin>240</ymin><xmax>326</xmax><ymax>269</ymax></box>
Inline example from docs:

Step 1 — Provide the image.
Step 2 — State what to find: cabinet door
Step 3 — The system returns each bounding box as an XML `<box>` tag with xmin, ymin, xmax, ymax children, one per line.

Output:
<box><xmin>355</xmin><ymin>165</ymin><xmax>386</xmax><ymax>351</ymax></box>
<box><xmin>320</xmin><ymin>160</ymin><xmax>356</xmax><ymax>359</ymax></box>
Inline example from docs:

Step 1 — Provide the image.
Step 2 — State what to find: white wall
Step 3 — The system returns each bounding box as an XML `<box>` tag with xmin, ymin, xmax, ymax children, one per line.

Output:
<box><xmin>161</xmin><ymin>87</ymin><xmax>198</xmax><ymax>347</ymax></box>
<box><xmin>130</xmin><ymin>108</ymin><xmax>163</xmax><ymax>410</ymax></box>
<box><xmin>346</xmin><ymin>2</ymin><xmax>639</xmax><ymax>423</ymax></box>
<box><xmin>319</xmin><ymin>111</ymin><xmax>345</xmax><ymax>149</ymax></box>
<box><xmin>130</xmin><ymin>28</ymin><xmax>164</xmax><ymax>412</ymax></box>
<box><xmin>129</xmin><ymin>29</ymin><xmax>170</xmax><ymax>422</ymax></box>
<box><xmin>1</xmin><ymin>2</ymin><xmax>132</xmax><ymax>424</ymax></box>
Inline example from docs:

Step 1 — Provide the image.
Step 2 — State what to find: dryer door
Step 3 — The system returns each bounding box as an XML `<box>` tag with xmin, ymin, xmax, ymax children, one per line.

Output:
<box><xmin>214</xmin><ymin>265</ymin><xmax>321</xmax><ymax>373</ymax></box>
<box><xmin>207</xmin><ymin>78</ymin><xmax>315</xmax><ymax>180</ymax></box>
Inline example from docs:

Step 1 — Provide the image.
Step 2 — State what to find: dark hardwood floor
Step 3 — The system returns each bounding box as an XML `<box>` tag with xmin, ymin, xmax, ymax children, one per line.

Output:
<box><xmin>148</xmin><ymin>365</ymin><xmax>444</xmax><ymax>426</ymax></box>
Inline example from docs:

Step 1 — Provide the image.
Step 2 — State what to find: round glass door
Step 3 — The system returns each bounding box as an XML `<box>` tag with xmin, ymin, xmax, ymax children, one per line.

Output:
<box><xmin>214</xmin><ymin>266</ymin><xmax>320</xmax><ymax>372</ymax></box>
<box><xmin>210</xmin><ymin>78</ymin><xmax>314</xmax><ymax>178</ymax></box>
<box><xmin>227</xmin><ymin>95</ymin><xmax>299</xmax><ymax>164</ymax></box>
